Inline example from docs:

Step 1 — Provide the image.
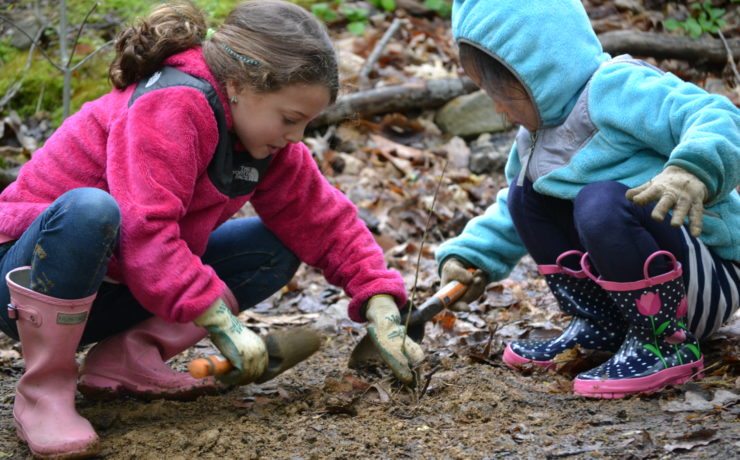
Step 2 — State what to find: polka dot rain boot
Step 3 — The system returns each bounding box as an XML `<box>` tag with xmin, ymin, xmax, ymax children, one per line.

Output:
<box><xmin>573</xmin><ymin>251</ymin><xmax>704</xmax><ymax>399</ymax></box>
<box><xmin>503</xmin><ymin>250</ymin><xmax>627</xmax><ymax>369</ymax></box>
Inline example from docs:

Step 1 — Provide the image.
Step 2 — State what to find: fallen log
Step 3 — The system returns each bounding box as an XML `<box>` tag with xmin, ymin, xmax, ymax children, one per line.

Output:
<box><xmin>598</xmin><ymin>30</ymin><xmax>740</xmax><ymax>65</ymax></box>
<box><xmin>310</xmin><ymin>31</ymin><xmax>737</xmax><ymax>129</ymax></box>
<box><xmin>310</xmin><ymin>77</ymin><xmax>478</xmax><ymax>127</ymax></box>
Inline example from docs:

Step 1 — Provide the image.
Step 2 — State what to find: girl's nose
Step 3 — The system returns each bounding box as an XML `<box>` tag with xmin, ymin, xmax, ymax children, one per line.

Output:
<box><xmin>285</xmin><ymin>126</ymin><xmax>306</xmax><ymax>143</ymax></box>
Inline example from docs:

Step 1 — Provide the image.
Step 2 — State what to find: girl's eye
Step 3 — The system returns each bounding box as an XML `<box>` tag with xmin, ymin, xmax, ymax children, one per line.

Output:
<box><xmin>283</xmin><ymin>117</ymin><xmax>298</xmax><ymax>125</ymax></box>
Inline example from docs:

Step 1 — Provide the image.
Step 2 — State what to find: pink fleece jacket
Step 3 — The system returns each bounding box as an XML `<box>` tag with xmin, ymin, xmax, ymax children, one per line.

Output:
<box><xmin>0</xmin><ymin>48</ymin><xmax>406</xmax><ymax>323</ymax></box>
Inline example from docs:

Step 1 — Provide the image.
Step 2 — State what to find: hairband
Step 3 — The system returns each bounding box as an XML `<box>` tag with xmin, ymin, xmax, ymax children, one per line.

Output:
<box><xmin>221</xmin><ymin>44</ymin><xmax>260</xmax><ymax>67</ymax></box>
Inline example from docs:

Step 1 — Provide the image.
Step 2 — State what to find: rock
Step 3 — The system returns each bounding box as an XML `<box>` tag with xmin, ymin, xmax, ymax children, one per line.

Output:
<box><xmin>435</xmin><ymin>90</ymin><xmax>511</xmax><ymax>137</ymax></box>
<box><xmin>442</xmin><ymin>136</ymin><xmax>470</xmax><ymax>170</ymax></box>
<box><xmin>468</xmin><ymin>132</ymin><xmax>515</xmax><ymax>174</ymax></box>
<box><xmin>7</xmin><ymin>14</ymin><xmax>44</xmax><ymax>50</ymax></box>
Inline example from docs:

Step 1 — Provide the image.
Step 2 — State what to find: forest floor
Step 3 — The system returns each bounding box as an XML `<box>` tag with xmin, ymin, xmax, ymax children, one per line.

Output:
<box><xmin>0</xmin><ymin>258</ymin><xmax>738</xmax><ymax>459</ymax></box>
<box><xmin>1</xmin><ymin>0</ymin><xmax>739</xmax><ymax>458</ymax></box>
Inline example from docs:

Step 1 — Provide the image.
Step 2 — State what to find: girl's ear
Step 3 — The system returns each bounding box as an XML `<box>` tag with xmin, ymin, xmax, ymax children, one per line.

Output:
<box><xmin>225</xmin><ymin>81</ymin><xmax>237</xmax><ymax>99</ymax></box>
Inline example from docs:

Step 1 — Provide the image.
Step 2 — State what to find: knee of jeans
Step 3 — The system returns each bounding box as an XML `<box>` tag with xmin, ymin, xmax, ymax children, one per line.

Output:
<box><xmin>275</xmin><ymin>249</ymin><xmax>300</xmax><ymax>281</ymax></box>
<box><xmin>573</xmin><ymin>181</ymin><xmax>630</xmax><ymax>239</ymax></box>
<box><xmin>62</xmin><ymin>188</ymin><xmax>121</xmax><ymax>234</ymax></box>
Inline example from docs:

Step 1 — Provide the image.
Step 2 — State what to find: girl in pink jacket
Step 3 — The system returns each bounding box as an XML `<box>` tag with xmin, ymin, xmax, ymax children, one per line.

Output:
<box><xmin>0</xmin><ymin>1</ymin><xmax>422</xmax><ymax>457</ymax></box>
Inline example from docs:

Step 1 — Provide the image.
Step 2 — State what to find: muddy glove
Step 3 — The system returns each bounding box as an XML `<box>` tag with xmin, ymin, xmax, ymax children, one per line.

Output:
<box><xmin>626</xmin><ymin>165</ymin><xmax>708</xmax><ymax>237</ymax></box>
<box><xmin>365</xmin><ymin>295</ymin><xmax>424</xmax><ymax>386</ymax></box>
<box><xmin>440</xmin><ymin>258</ymin><xmax>487</xmax><ymax>312</ymax></box>
<box><xmin>194</xmin><ymin>298</ymin><xmax>268</xmax><ymax>386</ymax></box>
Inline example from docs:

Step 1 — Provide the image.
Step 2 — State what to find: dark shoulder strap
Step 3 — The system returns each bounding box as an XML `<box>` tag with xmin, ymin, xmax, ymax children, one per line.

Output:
<box><xmin>129</xmin><ymin>67</ymin><xmax>271</xmax><ymax>197</ymax></box>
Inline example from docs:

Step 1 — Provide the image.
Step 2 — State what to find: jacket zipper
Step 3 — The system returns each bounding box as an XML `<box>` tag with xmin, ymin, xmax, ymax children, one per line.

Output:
<box><xmin>517</xmin><ymin>130</ymin><xmax>538</xmax><ymax>186</ymax></box>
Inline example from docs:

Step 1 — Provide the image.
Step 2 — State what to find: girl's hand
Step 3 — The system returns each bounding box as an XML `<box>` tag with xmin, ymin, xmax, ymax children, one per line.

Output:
<box><xmin>194</xmin><ymin>298</ymin><xmax>268</xmax><ymax>385</ymax></box>
<box><xmin>440</xmin><ymin>258</ymin><xmax>487</xmax><ymax>311</ymax></box>
<box><xmin>626</xmin><ymin>166</ymin><xmax>708</xmax><ymax>237</ymax></box>
<box><xmin>365</xmin><ymin>295</ymin><xmax>424</xmax><ymax>386</ymax></box>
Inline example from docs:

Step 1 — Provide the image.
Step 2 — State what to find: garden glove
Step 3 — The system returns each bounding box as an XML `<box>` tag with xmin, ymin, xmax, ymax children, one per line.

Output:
<box><xmin>440</xmin><ymin>258</ymin><xmax>487</xmax><ymax>312</ymax></box>
<box><xmin>365</xmin><ymin>295</ymin><xmax>424</xmax><ymax>386</ymax></box>
<box><xmin>194</xmin><ymin>297</ymin><xmax>268</xmax><ymax>386</ymax></box>
<box><xmin>626</xmin><ymin>165</ymin><xmax>708</xmax><ymax>237</ymax></box>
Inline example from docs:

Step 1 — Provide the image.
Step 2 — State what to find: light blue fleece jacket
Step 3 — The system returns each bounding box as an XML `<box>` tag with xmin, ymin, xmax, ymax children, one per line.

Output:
<box><xmin>436</xmin><ymin>0</ymin><xmax>740</xmax><ymax>281</ymax></box>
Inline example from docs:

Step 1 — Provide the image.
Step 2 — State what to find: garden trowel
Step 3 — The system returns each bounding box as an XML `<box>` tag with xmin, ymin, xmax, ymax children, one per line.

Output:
<box><xmin>188</xmin><ymin>328</ymin><xmax>321</xmax><ymax>383</ymax></box>
<box><xmin>348</xmin><ymin>277</ymin><xmax>470</xmax><ymax>369</ymax></box>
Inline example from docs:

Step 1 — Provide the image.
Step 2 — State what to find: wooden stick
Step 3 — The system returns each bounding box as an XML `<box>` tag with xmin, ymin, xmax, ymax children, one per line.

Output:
<box><xmin>358</xmin><ymin>17</ymin><xmax>404</xmax><ymax>89</ymax></box>
<box><xmin>598</xmin><ymin>30</ymin><xmax>740</xmax><ymax>65</ymax></box>
<box><xmin>309</xmin><ymin>77</ymin><xmax>478</xmax><ymax>128</ymax></box>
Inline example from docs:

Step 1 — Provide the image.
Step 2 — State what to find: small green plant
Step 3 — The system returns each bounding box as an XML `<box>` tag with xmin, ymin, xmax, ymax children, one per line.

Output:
<box><xmin>342</xmin><ymin>6</ymin><xmax>370</xmax><ymax>36</ymax></box>
<box><xmin>311</xmin><ymin>0</ymin><xmax>392</xmax><ymax>36</ymax></box>
<box><xmin>369</xmin><ymin>0</ymin><xmax>397</xmax><ymax>13</ymax></box>
<box><xmin>424</xmin><ymin>0</ymin><xmax>452</xmax><ymax>18</ymax></box>
<box><xmin>664</xmin><ymin>0</ymin><xmax>728</xmax><ymax>39</ymax></box>
<box><xmin>311</xmin><ymin>1</ymin><xmax>340</xmax><ymax>23</ymax></box>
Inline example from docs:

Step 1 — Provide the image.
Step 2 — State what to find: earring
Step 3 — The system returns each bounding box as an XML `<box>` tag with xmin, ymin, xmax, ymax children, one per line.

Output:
<box><xmin>229</xmin><ymin>95</ymin><xmax>238</xmax><ymax>104</ymax></box>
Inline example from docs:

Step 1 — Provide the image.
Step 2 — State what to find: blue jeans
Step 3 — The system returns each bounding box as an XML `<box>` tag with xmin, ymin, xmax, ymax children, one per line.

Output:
<box><xmin>0</xmin><ymin>188</ymin><xmax>300</xmax><ymax>344</ymax></box>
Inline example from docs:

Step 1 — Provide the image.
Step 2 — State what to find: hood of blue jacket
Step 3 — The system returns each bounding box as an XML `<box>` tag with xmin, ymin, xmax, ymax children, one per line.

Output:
<box><xmin>452</xmin><ymin>0</ymin><xmax>610</xmax><ymax>127</ymax></box>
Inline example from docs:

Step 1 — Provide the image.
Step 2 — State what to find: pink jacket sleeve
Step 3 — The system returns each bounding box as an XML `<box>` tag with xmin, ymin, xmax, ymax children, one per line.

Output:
<box><xmin>250</xmin><ymin>143</ymin><xmax>407</xmax><ymax>322</ymax></box>
<box><xmin>106</xmin><ymin>87</ymin><xmax>226</xmax><ymax>322</ymax></box>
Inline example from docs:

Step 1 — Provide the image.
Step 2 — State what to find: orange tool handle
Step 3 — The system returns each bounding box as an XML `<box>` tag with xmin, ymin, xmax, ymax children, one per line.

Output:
<box><xmin>188</xmin><ymin>355</ymin><xmax>232</xmax><ymax>378</ymax></box>
<box><xmin>407</xmin><ymin>268</ymin><xmax>477</xmax><ymax>326</ymax></box>
<box><xmin>433</xmin><ymin>267</ymin><xmax>476</xmax><ymax>307</ymax></box>
<box><xmin>433</xmin><ymin>278</ymin><xmax>468</xmax><ymax>307</ymax></box>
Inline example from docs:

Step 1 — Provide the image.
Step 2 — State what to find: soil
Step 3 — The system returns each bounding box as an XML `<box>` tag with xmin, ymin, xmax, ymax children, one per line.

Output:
<box><xmin>1</xmin><ymin>260</ymin><xmax>738</xmax><ymax>460</ymax></box>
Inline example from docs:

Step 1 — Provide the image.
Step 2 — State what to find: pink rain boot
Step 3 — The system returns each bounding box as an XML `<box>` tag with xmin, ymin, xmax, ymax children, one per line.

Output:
<box><xmin>573</xmin><ymin>251</ymin><xmax>703</xmax><ymax>398</ymax></box>
<box><xmin>77</xmin><ymin>289</ymin><xmax>240</xmax><ymax>400</ymax></box>
<box><xmin>7</xmin><ymin>266</ymin><xmax>100</xmax><ymax>459</ymax></box>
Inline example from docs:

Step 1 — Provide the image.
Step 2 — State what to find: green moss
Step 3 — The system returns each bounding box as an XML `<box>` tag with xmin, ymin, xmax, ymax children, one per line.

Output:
<box><xmin>0</xmin><ymin>0</ymin><xmax>323</xmax><ymax>127</ymax></box>
<box><xmin>0</xmin><ymin>51</ymin><xmax>64</xmax><ymax>119</ymax></box>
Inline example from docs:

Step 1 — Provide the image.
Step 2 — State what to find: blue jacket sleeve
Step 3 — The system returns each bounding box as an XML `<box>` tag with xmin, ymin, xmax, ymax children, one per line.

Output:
<box><xmin>588</xmin><ymin>63</ymin><xmax>740</xmax><ymax>205</ymax></box>
<box><xmin>435</xmin><ymin>144</ymin><xmax>527</xmax><ymax>282</ymax></box>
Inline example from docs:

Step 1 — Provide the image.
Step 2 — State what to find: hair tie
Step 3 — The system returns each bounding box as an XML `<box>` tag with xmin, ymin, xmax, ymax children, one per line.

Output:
<box><xmin>205</xmin><ymin>28</ymin><xmax>215</xmax><ymax>40</ymax></box>
<box><xmin>221</xmin><ymin>44</ymin><xmax>260</xmax><ymax>66</ymax></box>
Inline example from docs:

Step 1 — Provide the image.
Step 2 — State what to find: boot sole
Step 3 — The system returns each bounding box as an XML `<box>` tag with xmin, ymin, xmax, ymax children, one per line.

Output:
<box><xmin>78</xmin><ymin>374</ymin><xmax>229</xmax><ymax>402</ymax></box>
<box><xmin>78</xmin><ymin>381</ymin><xmax>229</xmax><ymax>402</ymax></box>
<box><xmin>573</xmin><ymin>357</ymin><xmax>704</xmax><ymax>399</ymax></box>
<box><xmin>502</xmin><ymin>344</ymin><xmax>555</xmax><ymax>369</ymax></box>
<box><xmin>15</xmin><ymin>420</ymin><xmax>100</xmax><ymax>459</ymax></box>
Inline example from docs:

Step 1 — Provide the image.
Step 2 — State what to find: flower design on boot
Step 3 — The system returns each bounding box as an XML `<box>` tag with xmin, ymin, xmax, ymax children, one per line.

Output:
<box><xmin>635</xmin><ymin>291</ymin><xmax>668</xmax><ymax>367</ymax></box>
<box><xmin>636</xmin><ymin>292</ymin><xmax>661</xmax><ymax>316</ymax></box>
<box><xmin>676</xmin><ymin>297</ymin><xmax>688</xmax><ymax>319</ymax></box>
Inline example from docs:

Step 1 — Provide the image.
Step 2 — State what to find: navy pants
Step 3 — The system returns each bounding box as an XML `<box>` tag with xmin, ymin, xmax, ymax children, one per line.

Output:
<box><xmin>507</xmin><ymin>179</ymin><xmax>686</xmax><ymax>281</ymax></box>
<box><xmin>0</xmin><ymin>188</ymin><xmax>299</xmax><ymax>344</ymax></box>
<box><xmin>507</xmin><ymin>179</ymin><xmax>740</xmax><ymax>339</ymax></box>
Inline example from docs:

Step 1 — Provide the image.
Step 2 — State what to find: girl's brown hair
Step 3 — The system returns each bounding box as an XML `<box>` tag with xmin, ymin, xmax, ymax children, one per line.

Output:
<box><xmin>458</xmin><ymin>42</ymin><xmax>527</xmax><ymax>101</ymax></box>
<box><xmin>109</xmin><ymin>0</ymin><xmax>339</xmax><ymax>103</ymax></box>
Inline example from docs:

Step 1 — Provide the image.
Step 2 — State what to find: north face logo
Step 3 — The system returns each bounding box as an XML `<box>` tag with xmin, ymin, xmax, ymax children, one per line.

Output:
<box><xmin>233</xmin><ymin>166</ymin><xmax>259</xmax><ymax>182</ymax></box>
<box><xmin>145</xmin><ymin>71</ymin><xmax>162</xmax><ymax>87</ymax></box>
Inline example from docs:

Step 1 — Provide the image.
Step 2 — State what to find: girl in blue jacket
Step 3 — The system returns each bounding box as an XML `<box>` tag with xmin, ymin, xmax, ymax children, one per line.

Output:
<box><xmin>437</xmin><ymin>0</ymin><xmax>739</xmax><ymax>398</ymax></box>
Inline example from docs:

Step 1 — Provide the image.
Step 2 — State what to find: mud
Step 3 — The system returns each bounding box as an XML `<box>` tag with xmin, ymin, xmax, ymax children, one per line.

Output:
<box><xmin>1</xmin><ymin>263</ymin><xmax>738</xmax><ymax>459</ymax></box>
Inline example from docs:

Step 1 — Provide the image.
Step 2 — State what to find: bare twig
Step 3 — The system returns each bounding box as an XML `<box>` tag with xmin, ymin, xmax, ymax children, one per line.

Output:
<box><xmin>358</xmin><ymin>17</ymin><xmax>404</xmax><ymax>89</ymax></box>
<box><xmin>0</xmin><ymin>20</ymin><xmax>47</xmax><ymax>111</ymax></box>
<box><xmin>0</xmin><ymin>14</ymin><xmax>64</xmax><ymax>72</ymax></box>
<box><xmin>402</xmin><ymin>158</ymin><xmax>449</xmax><ymax>347</ymax></box>
<box><xmin>717</xmin><ymin>30</ymin><xmax>740</xmax><ymax>87</ymax></box>
<box><xmin>65</xmin><ymin>1</ymin><xmax>99</xmax><ymax>68</ymax></box>
<box><xmin>70</xmin><ymin>40</ymin><xmax>114</xmax><ymax>72</ymax></box>
<box><xmin>417</xmin><ymin>365</ymin><xmax>441</xmax><ymax>401</ymax></box>
<box><xmin>0</xmin><ymin>1</ymin><xmax>113</xmax><ymax>119</ymax></box>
